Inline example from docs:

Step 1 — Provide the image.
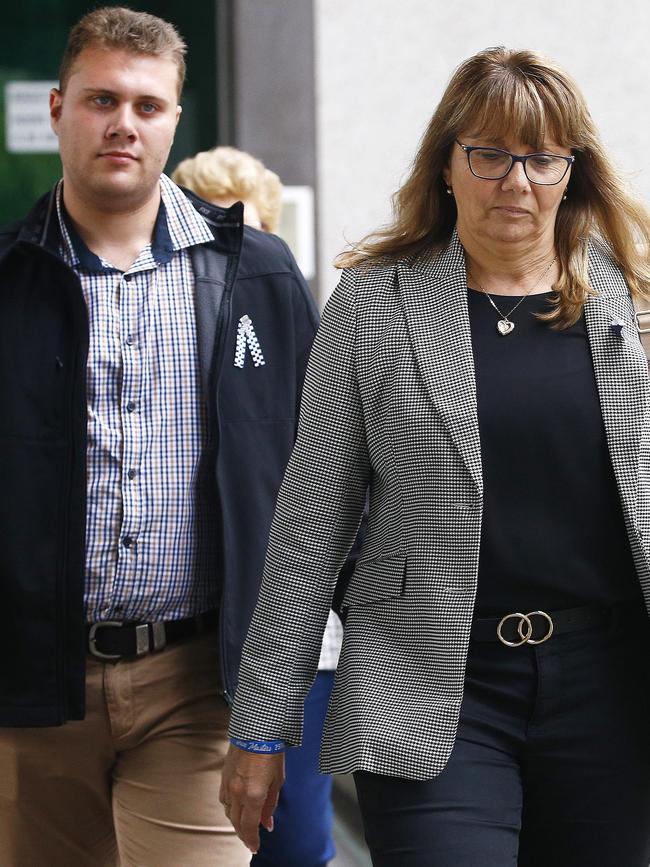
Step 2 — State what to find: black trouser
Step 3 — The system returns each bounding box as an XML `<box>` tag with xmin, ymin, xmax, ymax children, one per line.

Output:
<box><xmin>355</xmin><ymin>605</ymin><xmax>650</xmax><ymax>866</ymax></box>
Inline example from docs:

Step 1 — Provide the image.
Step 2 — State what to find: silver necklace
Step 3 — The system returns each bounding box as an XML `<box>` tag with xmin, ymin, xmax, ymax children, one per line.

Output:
<box><xmin>470</xmin><ymin>256</ymin><xmax>557</xmax><ymax>336</ymax></box>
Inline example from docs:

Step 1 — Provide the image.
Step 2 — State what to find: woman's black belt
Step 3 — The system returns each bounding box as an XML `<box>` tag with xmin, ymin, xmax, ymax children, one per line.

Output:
<box><xmin>471</xmin><ymin>600</ymin><xmax>646</xmax><ymax>647</ymax></box>
<box><xmin>87</xmin><ymin>609</ymin><xmax>218</xmax><ymax>661</ymax></box>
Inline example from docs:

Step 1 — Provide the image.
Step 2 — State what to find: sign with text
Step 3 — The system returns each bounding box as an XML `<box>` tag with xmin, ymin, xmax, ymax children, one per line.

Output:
<box><xmin>5</xmin><ymin>81</ymin><xmax>58</xmax><ymax>154</ymax></box>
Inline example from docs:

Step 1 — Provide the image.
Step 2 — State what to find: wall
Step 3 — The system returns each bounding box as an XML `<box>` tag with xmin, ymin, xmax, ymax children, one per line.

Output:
<box><xmin>230</xmin><ymin>0</ymin><xmax>318</xmax><ymax>290</ymax></box>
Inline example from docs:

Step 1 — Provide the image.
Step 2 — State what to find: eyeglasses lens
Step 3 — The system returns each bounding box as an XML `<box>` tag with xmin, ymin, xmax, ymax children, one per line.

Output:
<box><xmin>469</xmin><ymin>149</ymin><xmax>568</xmax><ymax>185</ymax></box>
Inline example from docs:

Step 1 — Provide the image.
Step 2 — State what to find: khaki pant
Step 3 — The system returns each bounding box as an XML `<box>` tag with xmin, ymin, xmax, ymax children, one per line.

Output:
<box><xmin>0</xmin><ymin>631</ymin><xmax>251</xmax><ymax>867</ymax></box>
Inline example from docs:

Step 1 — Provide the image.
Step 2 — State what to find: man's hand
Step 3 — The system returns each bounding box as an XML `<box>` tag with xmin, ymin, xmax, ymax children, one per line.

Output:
<box><xmin>219</xmin><ymin>744</ymin><xmax>285</xmax><ymax>854</ymax></box>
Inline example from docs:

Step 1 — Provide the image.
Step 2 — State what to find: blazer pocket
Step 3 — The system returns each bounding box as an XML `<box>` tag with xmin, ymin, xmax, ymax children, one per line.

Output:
<box><xmin>341</xmin><ymin>550</ymin><xmax>406</xmax><ymax>608</ymax></box>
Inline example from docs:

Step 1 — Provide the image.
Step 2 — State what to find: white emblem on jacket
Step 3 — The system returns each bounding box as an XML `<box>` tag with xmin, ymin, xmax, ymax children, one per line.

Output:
<box><xmin>234</xmin><ymin>314</ymin><xmax>266</xmax><ymax>368</ymax></box>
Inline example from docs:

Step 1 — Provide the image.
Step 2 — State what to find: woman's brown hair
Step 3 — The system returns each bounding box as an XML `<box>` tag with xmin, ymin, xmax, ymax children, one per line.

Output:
<box><xmin>336</xmin><ymin>47</ymin><xmax>650</xmax><ymax>326</ymax></box>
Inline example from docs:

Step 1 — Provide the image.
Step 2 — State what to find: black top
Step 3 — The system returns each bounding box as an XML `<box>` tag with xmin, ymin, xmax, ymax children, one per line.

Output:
<box><xmin>468</xmin><ymin>288</ymin><xmax>642</xmax><ymax>615</ymax></box>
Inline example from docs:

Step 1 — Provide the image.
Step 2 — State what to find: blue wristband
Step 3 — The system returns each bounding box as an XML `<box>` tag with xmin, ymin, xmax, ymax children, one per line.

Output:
<box><xmin>230</xmin><ymin>737</ymin><xmax>286</xmax><ymax>754</ymax></box>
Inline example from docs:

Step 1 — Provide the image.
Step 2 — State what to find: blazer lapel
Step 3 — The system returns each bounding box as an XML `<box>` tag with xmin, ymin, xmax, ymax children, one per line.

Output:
<box><xmin>585</xmin><ymin>244</ymin><xmax>649</xmax><ymax>522</ymax></box>
<box><xmin>396</xmin><ymin>234</ymin><xmax>648</xmax><ymax>511</ymax></box>
<box><xmin>397</xmin><ymin>232</ymin><xmax>482</xmax><ymax>494</ymax></box>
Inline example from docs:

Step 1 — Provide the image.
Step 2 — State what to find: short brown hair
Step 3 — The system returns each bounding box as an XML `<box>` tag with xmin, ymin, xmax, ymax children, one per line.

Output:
<box><xmin>59</xmin><ymin>6</ymin><xmax>186</xmax><ymax>98</ymax></box>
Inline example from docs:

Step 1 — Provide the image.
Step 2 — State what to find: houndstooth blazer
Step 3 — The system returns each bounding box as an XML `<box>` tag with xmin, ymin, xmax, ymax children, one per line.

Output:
<box><xmin>229</xmin><ymin>230</ymin><xmax>650</xmax><ymax>781</ymax></box>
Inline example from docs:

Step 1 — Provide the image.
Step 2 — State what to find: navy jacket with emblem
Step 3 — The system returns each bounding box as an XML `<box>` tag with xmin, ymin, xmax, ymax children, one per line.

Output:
<box><xmin>0</xmin><ymin>185</ymin><xmax>322</xmax><ymax>726</ymax></box>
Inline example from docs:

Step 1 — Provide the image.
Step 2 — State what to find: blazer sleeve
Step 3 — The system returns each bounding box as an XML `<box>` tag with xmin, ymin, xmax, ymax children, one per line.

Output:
<box><xmin>229</xmin><ymin>267</ymin><xmax>370</xmax><ymax>745</ymax></box>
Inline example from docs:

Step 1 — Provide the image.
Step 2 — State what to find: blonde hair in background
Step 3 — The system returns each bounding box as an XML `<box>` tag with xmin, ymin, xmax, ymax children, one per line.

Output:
<box><xmin>172</xmin><ymin>146</ymin><xmax>283</xmax><ymax>233</ymax></box>
<box><xmin>59</xmin><ymin>6</ymin><xmax>187</xmax><ymax>98</ymax></box>
<box><xmin>336</xmin><ymin>46</ymin><xmax>650</xmax><ymax>327</ymax></box>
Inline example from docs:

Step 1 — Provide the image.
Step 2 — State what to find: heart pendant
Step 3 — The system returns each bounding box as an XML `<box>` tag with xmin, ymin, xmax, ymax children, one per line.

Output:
<box><xmin>497</xmin><ymin>319</ymin><xmax>515</xmax><ymax>336</ymax></box>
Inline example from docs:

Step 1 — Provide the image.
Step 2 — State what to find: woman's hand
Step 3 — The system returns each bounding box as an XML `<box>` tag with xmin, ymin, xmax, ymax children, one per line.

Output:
<box><xmin>219</xmin><ymin>744</ymin><xmax>285</xmax><ymax>854</ymax></box>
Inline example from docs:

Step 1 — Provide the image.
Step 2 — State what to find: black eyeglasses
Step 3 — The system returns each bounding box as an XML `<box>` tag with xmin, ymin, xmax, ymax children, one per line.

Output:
<box><xmin>456</xmin><ymin>140</ymin><xmax>574</xmax><ymax>186</ymax></box>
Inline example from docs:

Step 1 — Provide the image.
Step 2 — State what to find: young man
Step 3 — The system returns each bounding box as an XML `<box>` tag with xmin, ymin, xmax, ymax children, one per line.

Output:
<box><xmin>0</xmin><ymin>8</ymin><xmax>320</xmax><ymax>866</ymax></box>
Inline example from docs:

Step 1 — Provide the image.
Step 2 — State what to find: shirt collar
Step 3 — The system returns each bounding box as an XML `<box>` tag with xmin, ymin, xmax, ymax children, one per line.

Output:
<box><xmin>159</xmin><ymin>173</ymin><xmax>214</xmax><ymax>251</ymax></box>
<box><xmin>56</xmin><ymin>174</ymin><xmax>214</xmax><ymax>272</ymax></box>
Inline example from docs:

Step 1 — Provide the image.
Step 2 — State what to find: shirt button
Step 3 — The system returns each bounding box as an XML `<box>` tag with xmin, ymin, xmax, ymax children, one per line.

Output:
<box><xmin>125</xmin><ymin>335</ymin><xmax>134</xmax><ymax>346</ymax></box>
<box><xmin>126</xmin><ymin>401</ymin><xmax>137</xmax><ymax>413</ymax></box>
<box><xmin>127</xmin><ymin>468</ymin><xmax>137</xmax><ymax>480</ymax></box>
<box><xmin>124</xmin><ymin>273</ymin><xmax>133</xmax><ymax>282</ymax></box>
<box><xmin>122</xmin><ymin>535</ymin><xmax>134</xmax><ymax>548</ymax></box>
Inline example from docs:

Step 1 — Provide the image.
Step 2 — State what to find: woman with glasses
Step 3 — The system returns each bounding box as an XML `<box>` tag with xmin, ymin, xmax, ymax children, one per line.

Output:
<box><xmin>221</xmin><ymin>47</ymin><xmax>650</xmax><ymax>866</ymax></box>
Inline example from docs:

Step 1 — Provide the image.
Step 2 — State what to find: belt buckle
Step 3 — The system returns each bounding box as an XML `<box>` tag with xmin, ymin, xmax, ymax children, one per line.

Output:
<box><xmin>497</xmin><ymin>610</ymin><xmax>554</xmax><ymax>647</ymax></box>
<box><xmin>150</xmin><ymin>622</ymin><xmax>166</xmax><ymax>651</ymax></box>
<box><xmin>88</xmin><ymin>621</ymin><xmax>125</xmax><ymax>660</ymax></box>
<box><xmin>88</xmin><ymin>621</ymin><xmax>154</xmax><ymax>660</ymax></box>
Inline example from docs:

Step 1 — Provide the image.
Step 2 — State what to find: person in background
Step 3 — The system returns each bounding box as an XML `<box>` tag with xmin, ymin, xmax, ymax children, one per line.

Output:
<box><xmin>0</xmin><ymin>8</ymin><xmax>321</xmax><ymax>866</ymax></box>
<box><xmin>172</xmin><ymin>146</ymin><xmax>282</xmax><ymax>233</ymax></box>
<box><xmin>172</xmin><ymin>145</ymin><xmax>341</xmax><ymax>867</ymax></box>
<box><xmin>221</xmin><ymin>47</ymin><xmax>650</xmax><ymax>866</ymax></box>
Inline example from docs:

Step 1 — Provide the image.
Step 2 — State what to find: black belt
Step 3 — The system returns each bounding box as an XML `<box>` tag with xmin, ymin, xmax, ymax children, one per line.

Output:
<box><xmin>471</xmin><ymin>601</ymin><xmax>646</xmax><ymax>647</ymax></box>
<box><xmin>87</xmin><ymin>610</ymin><xmax>218</xmax><ymax>661</ymax></box>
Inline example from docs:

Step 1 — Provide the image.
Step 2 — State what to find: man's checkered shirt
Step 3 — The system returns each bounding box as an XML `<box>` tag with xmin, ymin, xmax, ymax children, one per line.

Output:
<box><xmin>57</xmin><ymin>175</ymin><xmax>219</xmax><ymax>623</ymax></box>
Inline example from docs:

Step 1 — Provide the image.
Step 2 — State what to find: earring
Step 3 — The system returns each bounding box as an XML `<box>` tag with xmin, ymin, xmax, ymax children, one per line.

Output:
<box><xmin>562</xmin><ymin>189</ymin><xmax>568</xmax><ymax>201</ymax></box>
<box><xmin>446</xmin><ymin>187</ymin><xmax>453</xmax><ymax>196</ymax></box>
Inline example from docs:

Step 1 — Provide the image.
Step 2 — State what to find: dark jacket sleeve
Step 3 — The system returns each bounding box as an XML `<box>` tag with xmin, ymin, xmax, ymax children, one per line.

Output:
<box><xmin>275</xmin><ymin>236</ymin><xmax>320</xmax><ymax>411</ymax></box>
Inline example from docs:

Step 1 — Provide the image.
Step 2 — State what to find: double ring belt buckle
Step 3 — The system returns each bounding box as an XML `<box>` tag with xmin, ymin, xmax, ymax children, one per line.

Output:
<box><xmin>496</xmin><ymin>610</ymin><xmax>554</xmax><ymax>647</ymax></box>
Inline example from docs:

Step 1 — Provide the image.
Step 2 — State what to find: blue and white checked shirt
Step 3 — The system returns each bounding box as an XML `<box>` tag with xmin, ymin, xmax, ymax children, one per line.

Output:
<box><xmin>57</xmin><ymin>175</ymin><xmax>220</xmax><ymax>623</ymax></box>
